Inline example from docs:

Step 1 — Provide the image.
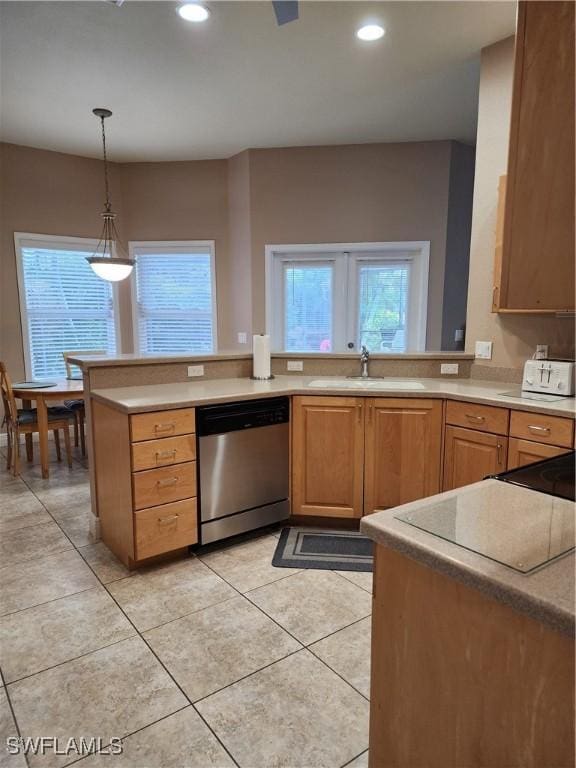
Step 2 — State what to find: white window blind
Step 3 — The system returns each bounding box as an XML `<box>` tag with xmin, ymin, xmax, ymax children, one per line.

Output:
<box><xmin>284</xmin><ymin>263</ymin><xmax>333</xmax><ymax>352</ymax></box>
<box><xmin>131</xmin><ymin>242</ymin><xmax>217</xmax><ymax>355</ymax></box>
<box><xmin>16</xmin><ymin>236</ymin><xmax>117</xmax><ymax>379</ymax></box>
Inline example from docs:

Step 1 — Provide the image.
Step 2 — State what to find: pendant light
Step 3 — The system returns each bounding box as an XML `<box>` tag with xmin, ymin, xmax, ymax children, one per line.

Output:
<box><xmin>86</xmin><ymin>108</ymin><xmax>134</xmax><ymax>281</ymax></box>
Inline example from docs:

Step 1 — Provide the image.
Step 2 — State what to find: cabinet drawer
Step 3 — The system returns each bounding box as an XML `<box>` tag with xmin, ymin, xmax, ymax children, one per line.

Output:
<box><xmin>507</xmin><ymin>438</ymin><xmax>569</xmax><ymax>470</ymax></box>
<box><xmin>134</xmin><ymin>498</ymin><xmax>198</xmax><ymax>560</ymax></box>
<box><xmin>509</xmin><ymin>411</ymin><xmax>574</xmax><ymax>448</ymax></box>
<box><xmin>132</xmin><ymin>461</ymin><xmax>197</xmax><ymax>510</ymax></box>
<box><xmin>445</xmin><ymin>400</ymin><xmax>509</xmax><ymax>435</ymax></box>
<box><xmin>131</xmin><ymin>434</ymin><xmax>196</xmax><ymax>472</ymax></box>
<box><xmin>130</xmin><ymin>408</ymin><xmax>195</xmax><ymax>443</ymax></box>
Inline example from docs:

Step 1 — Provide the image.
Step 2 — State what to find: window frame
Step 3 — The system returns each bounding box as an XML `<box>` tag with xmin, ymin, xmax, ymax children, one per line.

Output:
<box><xmin>129</xmin><ymin>240</ymin><xmax>218</xmax><ymax>356</ymax></box>
<box><xmin>14</xmin><ymin>232</ymin><xmax>121</xmax><ymax>379</ymax></box>
<box><xmin>265</xmin><ymin>241</ymin><xmax>430</xmax><ymax>353</ymax></box>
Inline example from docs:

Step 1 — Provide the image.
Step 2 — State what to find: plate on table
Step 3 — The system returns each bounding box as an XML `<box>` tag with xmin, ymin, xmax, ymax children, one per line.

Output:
<box><xmin>12</xmin><ymin>381</ymin><xmax>57</xmax><ymax>389</ymax></box>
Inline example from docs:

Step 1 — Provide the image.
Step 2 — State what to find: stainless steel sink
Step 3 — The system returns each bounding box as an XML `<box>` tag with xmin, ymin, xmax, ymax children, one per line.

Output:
<box><xmin>307</xmin><ymin>379</ymin><xmax>426</xmax><ymax>390</ymax></box>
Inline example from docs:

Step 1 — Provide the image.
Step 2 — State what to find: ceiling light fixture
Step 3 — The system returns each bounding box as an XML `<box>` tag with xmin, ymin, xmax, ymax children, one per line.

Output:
<box><xmin>177</xmin><ymin>3</ymin><xmax>210</xmax><ymax>22</ymax></box>
<box><xmin>86</xmin><ymin>108</ymin><xmax>134</xmax><ymax>282</ymax></box>
<box><xmin>356</xmin><ymin>24</ymin><xmax>385</xmax><ymax>42</ymax></box>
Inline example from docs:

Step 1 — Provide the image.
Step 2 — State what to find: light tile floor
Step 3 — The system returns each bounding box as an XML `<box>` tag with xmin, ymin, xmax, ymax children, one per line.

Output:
<box><xmin>0</xmin><ymin>442</ymin><xmax>371</xmax><ymax>768</ymax></box>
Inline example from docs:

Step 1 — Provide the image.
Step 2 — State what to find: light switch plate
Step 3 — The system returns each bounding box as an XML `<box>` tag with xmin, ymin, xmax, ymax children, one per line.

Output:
<box><xmin>287</xmin><ymin>360</ymin><xmax>304</xmax><ymax>372</ymax></box>
<box><xmin>187</xmin><ymin>365</ymin><xmax>205</xmax><ymax>377</ymax></box>
<box><xmin>237</xmin><ymin>332</ymin><xmax>248</xmax><ymax>344</ymax></box>
<box><xmin>441</xmin><ymin>363</ymin><xmax>459</xmax><ymax>375</ymax></box>
<box><xmin>475</xmin><ymin>341</ymin><xmax>493</xmax><ymax>360</ymax></box>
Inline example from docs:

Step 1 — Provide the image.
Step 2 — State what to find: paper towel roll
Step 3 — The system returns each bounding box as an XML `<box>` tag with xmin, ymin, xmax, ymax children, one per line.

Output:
<box><xmin>253</xmin><ymin>334</ymin><xmax>271</xmax><ymax>379</ymax></box>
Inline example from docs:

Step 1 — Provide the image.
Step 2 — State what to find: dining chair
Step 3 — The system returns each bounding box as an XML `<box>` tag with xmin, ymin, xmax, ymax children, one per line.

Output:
<box><xmin>0</xmin><ymin>362</ymin><xmax>75</xmax><ymax>476</ymax></box>
<box><xmin>61</xmin><ymin>350</ymin><xmax>104</xmax><ymax>456</ymax></box>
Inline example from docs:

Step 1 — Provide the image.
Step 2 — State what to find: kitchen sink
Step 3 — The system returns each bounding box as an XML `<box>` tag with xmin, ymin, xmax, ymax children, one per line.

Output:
<box><xmin>307</xmin><ymin>379</ymin><xmax>426</xmax><ymax>390</ymax></box>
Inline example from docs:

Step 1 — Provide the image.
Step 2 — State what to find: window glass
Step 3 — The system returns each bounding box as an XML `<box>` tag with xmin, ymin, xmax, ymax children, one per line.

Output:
<box><xmin>357</xmin><ymin>262</ymin><xmax>410</xmax><ymax>352</ymax></box>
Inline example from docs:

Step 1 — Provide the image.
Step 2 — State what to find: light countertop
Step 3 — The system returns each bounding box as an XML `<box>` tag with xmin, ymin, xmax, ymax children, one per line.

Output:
<box><xmin>361</xmin><ymin>480</ymin><xmax>575</xmax><ymax>635</ymax></box>
<box><xmin>90</xmin><ymin>376</ymin><xmax>576</xmax><ymax>418</ymax></box>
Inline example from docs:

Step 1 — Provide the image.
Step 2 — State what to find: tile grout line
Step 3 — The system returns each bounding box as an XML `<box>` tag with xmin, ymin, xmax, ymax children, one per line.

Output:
<box><xmin>340</xmin><ymin>748</ymin><xmax>369</xmax><ymax>768</ymax></box>
<box><xmin>332</xmin><ymin>569</ymin><xmax>374</xmax><ymax>594</ymax></box>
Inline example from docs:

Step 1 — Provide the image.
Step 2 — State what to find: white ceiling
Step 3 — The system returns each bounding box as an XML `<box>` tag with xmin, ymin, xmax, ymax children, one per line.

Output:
<box><xmin>0</xmin><ymin>1</ymin><xmax>516</xmax><ymax>162</ymax></box>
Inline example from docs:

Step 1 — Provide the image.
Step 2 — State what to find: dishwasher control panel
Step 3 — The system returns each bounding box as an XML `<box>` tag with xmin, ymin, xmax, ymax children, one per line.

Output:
<box><xmin>197</xmin><ymin>397</ymin><xmax>290</xmax><ymax>436</ymax></box>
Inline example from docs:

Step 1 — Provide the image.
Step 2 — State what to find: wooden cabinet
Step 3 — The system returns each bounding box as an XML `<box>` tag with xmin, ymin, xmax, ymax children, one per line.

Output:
<box><xmin>493</xmin><ymin>1</ymin><xmax>575</xmax><ymax>313</ymax></box>
<box><xmin>509</xmin><ymin>410</ymin><xmax>574</xmax><ymax>449</ymax></box>
<box><xmin>507</xmin><ymin>438</ymin><xmax>568</xmax><ymax>470</ymax></box>
<box><xmin>291</xmin><ymin>396</ymin><xmax>443</xmax><ymax>518</ymax></box>
<box><xmin>92</xmin><ymin>401</ymin><xmax>198</xmax><ymax>568</ymax></box>
<box><xmin>291</xmin><ymin>396</ymin><xmax>365</xmax><ymax>518</ymax></box>
<box><xmin>364</xmin><ymin>399</ymin><xmax>442</xmax><ymax>514</ymax></box>
<box><xmin>443</xmin><ymin>426</ymin><xmax>507</xmax><ymax>491</ymax></box>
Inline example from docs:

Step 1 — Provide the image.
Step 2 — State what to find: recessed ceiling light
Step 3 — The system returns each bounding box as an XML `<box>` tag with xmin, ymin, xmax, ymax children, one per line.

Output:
<box><xmin>356</xmin><ymin>24</ymin><xmax>385</xmax><ymax>42</ymax></box>
<box><xmin>177</xmin><ymin>3</ymin><xmax>210</xmax><ymax>22</ymax></box>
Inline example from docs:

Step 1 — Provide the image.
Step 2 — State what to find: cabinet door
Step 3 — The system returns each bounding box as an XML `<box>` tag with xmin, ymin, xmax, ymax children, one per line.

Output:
<box><xmin>364</xmin><ymin>398</ymin><xmax>442</xmax><ymax>514</ymax></box>
<box><xmin>498</xmin><ymin>1</ymin><xmax>575</xmax><ymax>312</ymax></box>
<box><xmin>507</xmin><ymin>438</ymin><xmax>568</xmax><ymax>470</ymax></box>
<box><xmin>292</xmin><ymin>396</ymin><xmax>364</xmax><ymax>518</ymax></box>
<box><xmin>443</xmin><ymin>426</ymin><xmax>507</xmax><ymax>491</ymax></box>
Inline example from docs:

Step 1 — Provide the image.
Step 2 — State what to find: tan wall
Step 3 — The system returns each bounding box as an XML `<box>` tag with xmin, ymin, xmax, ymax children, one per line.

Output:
<box><xmin>466</xmin><ymin>37</ymin><xmax>575</xmax><ymax>373</ymax></box>
<box><xmin>119</xmin><ymin>159</ymin><xmax>231</xmax><ymax>349</ymax></box>
<box><xmin>0</xmin><ymin>142</ymin><xmax>125</xmax><ymax>379</ymax></box>
<box><xmin>226</xmin><ymin>150</ymin><xmax>253</xmax><ymax>347</ymax></box>
<box><xmin>247</xmin><ymin>142</ymin><xmax>454</xmax><ymax>350</ymax></box>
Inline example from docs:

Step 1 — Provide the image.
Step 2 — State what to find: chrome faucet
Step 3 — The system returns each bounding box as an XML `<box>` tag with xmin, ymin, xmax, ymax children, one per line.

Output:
<box><xmin>360</xmin><ymin>345</ymin><xmax>370</xmax><ymax>378</ymax></box>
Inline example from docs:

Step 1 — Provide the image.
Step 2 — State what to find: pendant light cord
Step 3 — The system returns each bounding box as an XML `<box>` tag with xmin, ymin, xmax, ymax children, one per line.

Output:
<box><xmin>100</xmin><ymin>115</ymin><xmax>111</xmax><ymax>212</ymax></box>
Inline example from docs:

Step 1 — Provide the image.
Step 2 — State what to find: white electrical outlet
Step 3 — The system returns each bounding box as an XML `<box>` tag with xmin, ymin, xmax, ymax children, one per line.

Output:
<box><xmin>187</xmin><ymin>365</ymin><xmax>204</xmax><ymax>377</ymax></box>
<box><xmin>287</xmin><ymin>360</ymin><xmax>304</xmax><ymax>372</ymax></box>
<box><xmin>237</xmin><ymin>332</ymin><xmax>247</xmax><ymax>344</ymax></box>
<box><xmin>441</xmin><ymin>363</ymin><xmax>459</xmax><ymax>375</ymax></box>
<box><xmin>535</xmin><ymin>344</ymin><xmax>549</xmax><ymax>360</ymax></box>
<box><xmin>475</xmin><ymin>341</ymin><xmax>493</xmax><ymax>360</ymax></box>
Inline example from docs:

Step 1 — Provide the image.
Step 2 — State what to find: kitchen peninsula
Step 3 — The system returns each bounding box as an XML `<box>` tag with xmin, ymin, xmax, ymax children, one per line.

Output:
<box><xmin>72</xmin><ymin>352</ymin><xmax>575</xmax><ymax>569</ymax></box>
<box><xmin>361</xmin><ymin>473</ymin><xmax>575</xmax><ymax>768</ymax></box>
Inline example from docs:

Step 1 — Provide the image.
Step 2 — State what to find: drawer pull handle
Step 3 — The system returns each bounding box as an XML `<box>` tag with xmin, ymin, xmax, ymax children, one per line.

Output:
<box><xmin>465</xmin><ymin>413</ymin><xmax>485</xmax><ymax>423</ymax></box>
<box><xmin>157</xmin><ymin>514</ymin><xmax>179</xmax><ymax>526</ymax></box>
<box><xmin>528</xmin><ymin>425</ymin><xmax>550</xmax><ymax>434</ymax></box>
<box><xmin>154</xmin><ymin>422</ymin><xmax>176</xmax><ymax>433</ymax></box>
<box><xmin>156</xmin><ymin>450</ymin><xmax>177</xmax><ymax>461</ymax></box>
<box><xmin>157</xmin><ymin>477</ymin><xmax>179</xmax><ymax>488</ymax></box>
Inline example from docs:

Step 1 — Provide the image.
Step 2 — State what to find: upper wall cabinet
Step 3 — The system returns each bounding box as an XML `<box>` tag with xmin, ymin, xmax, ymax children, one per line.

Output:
<box><xmin>493</xmin><ymin>1</ymin><xmax>575</xmax><ymax>313</ymax></box>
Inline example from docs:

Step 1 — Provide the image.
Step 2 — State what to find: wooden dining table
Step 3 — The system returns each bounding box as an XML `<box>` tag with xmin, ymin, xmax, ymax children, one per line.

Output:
<box><xmin>12</xmin><ymin>380</ymin><xmax>84</xmax><ymax>479</ymax></box>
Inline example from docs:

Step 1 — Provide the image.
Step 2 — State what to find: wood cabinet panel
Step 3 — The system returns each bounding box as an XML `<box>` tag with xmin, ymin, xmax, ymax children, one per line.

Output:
<box><xmin>496</xmin><ymin>1</ymin><xmax>575</xmax><ymax>312</ymax></box>
<box><xmin>509</xmin><ymin>410</ymin><xmax>574</xmax><ymax>448</ymax></box>
<box><xmin>369</xmin><ymin>545</ymin><xmax>575</xmax><ymax>768</ymax></box>
<box><xmin>291</xmin><ymin>396</ymin><xmax>364</xmax><ymax>518</ymax></box>
<box><xmin>131</xmin><ymin>434</ymin><xmax>196</xmax><ymax>472</ymax></box>
<box><xmin>507</xmin><ymin>438</ymin><xmax>569</xmax><ymax>470</ymax></box>
<box><xmin>134</xmin><ymin>498</ymin><xmax>198</xmax><ymax>560</ymax></box>
<box><xmin>443</xmin><ymin>426</ymin><xmax>507</xmax><ymax>491</ymax></box>
<box><xmin>130</xmin><ymin>408</ymin><xmax>196</xmax><ymax>442</ymax></box>
<box><xmin>132</xmin><ymin>461</ymin><xmax>197</xmax><ymax>511</ymax></box>
<box><xmin>364</xmin><ymin>398</ymin><xmax>442</xmax><ymax>514</ymax></box>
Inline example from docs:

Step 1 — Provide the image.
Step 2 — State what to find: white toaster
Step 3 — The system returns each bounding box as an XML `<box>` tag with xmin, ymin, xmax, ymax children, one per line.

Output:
<box><xmin>522</xmin><ymin>360</ymin><xmax>575</xmax><ymax>396</ymax></box>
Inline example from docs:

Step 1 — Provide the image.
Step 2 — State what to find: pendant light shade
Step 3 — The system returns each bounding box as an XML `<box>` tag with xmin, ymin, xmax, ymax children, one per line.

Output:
<box><xmin>86</xmin><ymin>108</ymin><xmax>134</xmax><ymax>281</ymax></box>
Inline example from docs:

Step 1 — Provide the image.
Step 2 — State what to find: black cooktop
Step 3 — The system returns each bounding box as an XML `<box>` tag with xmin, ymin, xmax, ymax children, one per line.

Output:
<box><xmin>493</xmin><ymin>451</ymin><xmax>575</xmax><ymax>502</ymax></box>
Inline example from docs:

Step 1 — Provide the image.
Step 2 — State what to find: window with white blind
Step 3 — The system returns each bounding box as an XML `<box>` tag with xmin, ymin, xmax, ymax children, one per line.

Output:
<box><xmin>266</xmin><ymin>242</ymin><xmax>429</xmax><ymax>353</ymax></box>
<box><xmin>15</xmin><ymin>234</ymin><xmax>118</xmax><ymax>379</ymax></box>
<box><xmin>130</xmin><ymin>241</ymin><xmax>217</xmax><ymax>355</ymax></box>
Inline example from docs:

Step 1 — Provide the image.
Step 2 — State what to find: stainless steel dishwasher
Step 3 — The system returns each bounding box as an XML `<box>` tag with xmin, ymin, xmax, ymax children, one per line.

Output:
<box><xmin>197</xmin><ymin>397</ymin><xmax>290</xmax><ymax>544</ymax></box>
